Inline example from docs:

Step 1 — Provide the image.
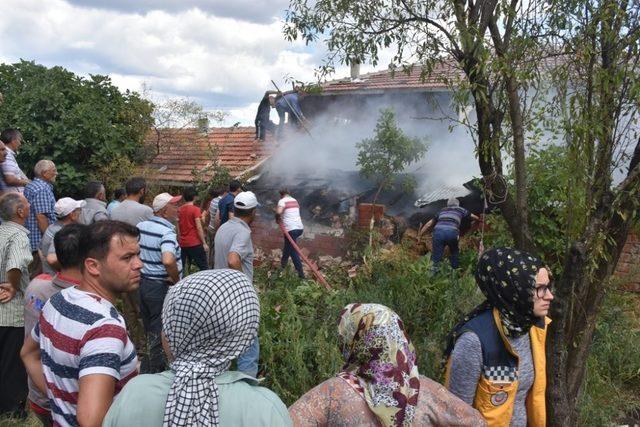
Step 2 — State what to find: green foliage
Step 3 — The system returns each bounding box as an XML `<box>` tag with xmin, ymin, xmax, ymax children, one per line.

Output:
<box><xmin>356</xmin><ymin>108</ymin><xmax>428</xmax><ymax>198</ymax></box>
<box><xmin>256</xmin><ymin>246</ymin><xmax>481</xmax><ymax>405</ymax></box>
<box><xmin>0</xmin><ymin>60</ymin><xmax>153</xmax><ymax>197</ymax></box>
<box><xmin>578</xmin><ymin>291</ymin><xmax>640</xmax><ymax>425</ymax></box>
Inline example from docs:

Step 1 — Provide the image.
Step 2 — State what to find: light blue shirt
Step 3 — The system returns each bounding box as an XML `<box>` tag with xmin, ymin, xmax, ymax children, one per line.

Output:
<box><xmin>103</xmin><ymin>371</ymin><xmax>293</xmax><ymax>427</ymax></box>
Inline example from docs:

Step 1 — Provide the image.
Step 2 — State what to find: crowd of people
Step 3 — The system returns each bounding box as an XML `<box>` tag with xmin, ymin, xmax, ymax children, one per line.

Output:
<box><xmin>0</xmin><ymin>126</ymin><xmax>556</xmax><ymax>426</ymax></box>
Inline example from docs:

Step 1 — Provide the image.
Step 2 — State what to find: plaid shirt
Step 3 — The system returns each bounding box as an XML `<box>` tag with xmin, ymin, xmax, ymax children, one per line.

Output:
<box><xmin>0</xmin><ymin>221</ymin><xmax>32</xmax><ymax>327</ymax></box>
<box><xmin>24</xmin><ymin>178</ymin><xmax>56</xmax><ymax>251</ymax></box>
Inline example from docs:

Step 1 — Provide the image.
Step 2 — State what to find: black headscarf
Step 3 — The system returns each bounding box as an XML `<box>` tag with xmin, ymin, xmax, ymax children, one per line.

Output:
<box><xmin>444</xmin><ymin>247</ymin><xmax>546</xmax><ymax>360</ymax></box>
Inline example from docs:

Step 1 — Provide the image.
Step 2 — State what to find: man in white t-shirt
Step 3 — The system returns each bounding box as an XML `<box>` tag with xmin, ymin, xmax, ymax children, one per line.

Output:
<box><xmin>275</xmin><ymin>189</ymin><xmax>305</xmax><ymax>278</ymax></box>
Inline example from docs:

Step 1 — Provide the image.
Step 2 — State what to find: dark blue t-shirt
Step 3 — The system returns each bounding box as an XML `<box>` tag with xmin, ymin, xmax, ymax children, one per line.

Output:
<box><xmin>218</xmin><ymin>193</ymin><xmax>235</xmax><ymax>225</ymax></box>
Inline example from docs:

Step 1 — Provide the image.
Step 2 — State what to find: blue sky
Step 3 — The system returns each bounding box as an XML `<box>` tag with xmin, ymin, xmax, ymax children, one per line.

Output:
<box><xmin>0</xmin><ymin>0</ymin><xmax>384</xmax><ymax>125</ymax></box>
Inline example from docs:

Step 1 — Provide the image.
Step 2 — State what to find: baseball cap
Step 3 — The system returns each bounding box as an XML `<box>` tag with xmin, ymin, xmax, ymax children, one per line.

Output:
<box><xmin>55</xmin><ymin>197</ymin><xmax>85</xmax><ymax>218</ymax></box>
<box><xmin>234</xmin><ymin>191</ymin><xmax>259</xmax><ymax>209</ymax></box>
<box><xmin>152</xmin><ymin>193</ymin><xmax>182</xmax><ymax>212</ymax></box>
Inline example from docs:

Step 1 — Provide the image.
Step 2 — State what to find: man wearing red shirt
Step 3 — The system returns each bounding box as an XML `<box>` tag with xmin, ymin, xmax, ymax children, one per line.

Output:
<box><xmin>178</xmin><ymin>186</ymin><xmax>208</xmax><ymax>272</ymax></box>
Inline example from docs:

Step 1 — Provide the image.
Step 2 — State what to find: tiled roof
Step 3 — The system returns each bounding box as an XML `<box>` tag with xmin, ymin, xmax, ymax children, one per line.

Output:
<box><xmin>143</xmin><ymin>127</ymin><xmax>274</xmax><ymax>184</ymax></box>
<box><xmin>319</xmin><ymin>62</ymin><xmax>462</xmax><ymax>94</ymax></box>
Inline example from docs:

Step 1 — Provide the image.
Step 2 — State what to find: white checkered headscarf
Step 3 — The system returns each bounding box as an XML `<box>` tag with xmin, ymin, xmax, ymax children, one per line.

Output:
<box><xmin>161</xmin><ymin>269</ymin><xmax>260</xmax><ymax>426</ymax></box>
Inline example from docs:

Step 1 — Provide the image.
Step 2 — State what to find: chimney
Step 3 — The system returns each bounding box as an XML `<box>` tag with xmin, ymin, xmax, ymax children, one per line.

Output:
<box><xmin>350</xmin><ymin>61</ymin><xmax>361</xmax><ymax>80</ymax></box>
<box><xmin>197</xmin><ymin>116</ymin><xmax>209</xmax><ymax>135</ymax></box>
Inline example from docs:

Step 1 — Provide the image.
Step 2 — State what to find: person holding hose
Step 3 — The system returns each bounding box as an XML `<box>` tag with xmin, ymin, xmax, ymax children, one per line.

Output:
<box><xmin>275</xmin><ymin>188</ymin><xmax>305</xmax><ymax>279</ymax></box>
<box><xmin>444</xmin><ymin>247</ymin><xmax>554</xmax><ymax>427</ymax></box>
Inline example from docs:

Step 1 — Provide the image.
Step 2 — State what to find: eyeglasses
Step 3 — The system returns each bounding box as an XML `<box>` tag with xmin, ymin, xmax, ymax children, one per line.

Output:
<box><xmin>535</xmin><ymin>283</ymin><xmax>553</xmax><ymax>298</ymax></box>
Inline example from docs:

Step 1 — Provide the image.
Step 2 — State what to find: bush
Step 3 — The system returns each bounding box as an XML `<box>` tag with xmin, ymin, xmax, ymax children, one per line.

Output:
<box><xmin>256</xmin><ymin>245</ymin><xmax>482</xmax><ymax>405</ymax></box>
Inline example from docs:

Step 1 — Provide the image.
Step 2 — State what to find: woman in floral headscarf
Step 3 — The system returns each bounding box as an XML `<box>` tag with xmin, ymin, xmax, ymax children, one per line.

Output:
<box><xmin>444</xmin><ymin>247</ymin><xmax>554</xmax><ymax>427</ymax></box>
<box><xmin>289</xmin><ymin>303</ymin><xmax>485</xmax><ymax>426</ymax></box>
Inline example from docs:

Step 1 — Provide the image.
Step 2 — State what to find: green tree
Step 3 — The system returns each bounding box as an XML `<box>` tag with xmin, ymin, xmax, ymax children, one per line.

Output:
<box><xmin>285</xmin><ymin>0</ymin><xmax>640</xmax><ymax>423</ymax></box>
<box><xmin>357</xmin><ymin>108</ymin><xmax>427</xmax><ymax>202</ymax></box>
<box><xmin>0</xmin><ymin>60</ymin><xmax>153</xmax><ymax>196</ymax></box>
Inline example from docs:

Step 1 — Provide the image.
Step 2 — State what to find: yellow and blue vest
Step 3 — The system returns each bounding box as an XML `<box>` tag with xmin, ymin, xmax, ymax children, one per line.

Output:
<box><xmin>445</xmin><ymin>308</ymin><xmax>550</xmax><ymax>427</ymax></box>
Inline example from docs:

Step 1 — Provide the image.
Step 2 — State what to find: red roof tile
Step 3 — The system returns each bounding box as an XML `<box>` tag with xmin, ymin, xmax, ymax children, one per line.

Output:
<box><xmin>319</xmin><ymin>62</ymin><xmax>462</xmax><ymax>94</ymax></box>
<box><xmin>143</xmin><ymin>127</ymin><xmax>273</xmax><ymax>184</ymax></box>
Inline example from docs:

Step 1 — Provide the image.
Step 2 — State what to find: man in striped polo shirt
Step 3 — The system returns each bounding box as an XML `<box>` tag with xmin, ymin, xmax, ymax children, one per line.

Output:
<box><xmin>21</xmin><ymin>221</ymin><xmax>142</xmax><ymax>427</ymax></box>
<box><xmin>421</xmin><ymin>197</ymin><xmax>480</xmax><ymax>271</ymax></box>
<box><xmin>136</xmin><ymin>192</ymin><xmax>182</xmax><ymax>374</ymax></box>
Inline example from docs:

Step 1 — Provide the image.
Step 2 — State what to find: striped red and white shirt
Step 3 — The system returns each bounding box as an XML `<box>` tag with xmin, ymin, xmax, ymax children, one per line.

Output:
<box><xmin>32</xmin><ymin>286</ymin><xmax>138</xmax><ymax>427</ymax></box>
<box><xmin>277</xmin><ymin>196</ymin><xmax>304</xmax><ymax>232</ymax></box>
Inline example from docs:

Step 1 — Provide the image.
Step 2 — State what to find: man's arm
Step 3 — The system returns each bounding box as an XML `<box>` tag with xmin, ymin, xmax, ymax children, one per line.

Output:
<box><xmin>46</xmin><ymin>253</ymin><xmax>61</xmax><ymax>272</ymax></box>
<box><xmin>0</xmin><ymin>268</ymin><xmax>22</xmax><ymax>302</ymax></box>
<box><xmin>194</xmin><ymin>217</ymin><xmax>208</xmax><ymax>251</ymax></box>
<box><xmin>161</xmin><ymin>252</ymin><xmax>180</xmax><ymax>284</ymax></box>
<box><xmin>76</xmin><ymin>374</ymin><xmax>117</xmax><ymax>427</ymax></box>
<box><xmin>20</xmin><ymin>335</ymin><xmax>47</xmax><ymax>394</ymax></box>
<box><xmin>227</xmin><ymin>252</ymin><xmax>242</xmax><ymax>271</ymax></box>
<box><xmin>214</xmin><ymin>210</ymin><xmax>221</xmax><ymax>229</ymax></box>
<box><xmin>470</xmin><ymin>213</ymin><xmax>481</xmax><ymax>222</ymax></box>
<box><xmin>3</xmin><ymin>174</ymin><xmax>29</xmax><ymax>187</ymax></box>
<box><xmin>418</xmin><ymin>219</ymin><xmax>435</xmax><ymax>239</ymax></box>
<box><xmin>36</xmin><ymin>213</ymin><xmax>50</xmax><ymax>234</ymax></box>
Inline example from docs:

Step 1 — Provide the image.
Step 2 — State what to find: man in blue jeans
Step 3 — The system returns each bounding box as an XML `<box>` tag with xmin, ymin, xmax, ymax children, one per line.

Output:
<box><xmin>276</xmin><ymin>189</ymin><xmax>305</xmax><ymax>278</ymax></box>
<box><xmin>420</xmin><ymin>198</ymin><xmax>480</xmax><ymax>271</ymax></box>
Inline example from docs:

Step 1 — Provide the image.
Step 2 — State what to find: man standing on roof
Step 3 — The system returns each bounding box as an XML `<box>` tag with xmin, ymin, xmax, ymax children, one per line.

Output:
<box><xmin>276</xmin><ymin>189</ymin><xmax>305</xmax><ymax>279</ymax></box>
<box><xmin>420</xmin><ymin>197</ymin><xmax>480</xmax><ymax>271</ymax></box>
<box><xmin>275</xmin><ymin>90</ymin><xmax>308</xmax><ymax>137</ymax></box>
<box><xmin>255</xmin><ymin>91</ymin><xmax>277</xmax><ymax>141</ymax></box>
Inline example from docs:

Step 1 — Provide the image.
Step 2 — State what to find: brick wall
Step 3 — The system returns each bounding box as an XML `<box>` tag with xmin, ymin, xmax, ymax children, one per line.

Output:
<box><xmin>251</xmin><ymin>216</ymin><xmax>348</xmax><ymax>261</ymax></box>
<box><xmin>615</xmin><ymin>232</ymin><xmax>640</xmax><ymax>292</ymax></box>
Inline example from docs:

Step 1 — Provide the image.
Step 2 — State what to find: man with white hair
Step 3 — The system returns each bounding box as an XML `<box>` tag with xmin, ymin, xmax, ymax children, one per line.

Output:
<box><xmin>0</xmin><ymin>192</ymin><xmax>32</xmax><ymax>418</ymax></box>
<box><xmin>40</xmin><ymin>197</ymin><xmax>84</xmax><ymax>275</ymax></box>
<box><xmin>23</xmin><ymin>160</ymin><xmax>57</xmax><ymax>276</ymax></box>
<box><xmin>421</xmin><ymin>197</ymin><xmax>480</xmax><ymax>271</ymax></box>
<box><xmin>103</xmin><ymin>269</ymin><xmax>292</xmax><ymax>426</ymax></box>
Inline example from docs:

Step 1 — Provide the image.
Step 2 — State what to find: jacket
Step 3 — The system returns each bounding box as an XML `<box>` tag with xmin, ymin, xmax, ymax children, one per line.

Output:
<box><xmin>445</xmin><ymin>308</ymin><xmax>550</xmax><ymax>427</ymax></box>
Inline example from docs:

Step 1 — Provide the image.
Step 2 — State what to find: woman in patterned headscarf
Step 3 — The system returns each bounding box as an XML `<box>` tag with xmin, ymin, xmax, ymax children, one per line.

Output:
<box><xmin>289</xmin><ymin>303</ymin><xmax>486</xmax><ymax>426</ymax></box>
<box><xmin>444</xmin><ymin>247</ymin><xmax>554</xmax><ymax>427</ymax></box>
<box><xmin>103</xmin><ymin>269</ymin><xmax>292</xmax><ymax>427</ymax></box>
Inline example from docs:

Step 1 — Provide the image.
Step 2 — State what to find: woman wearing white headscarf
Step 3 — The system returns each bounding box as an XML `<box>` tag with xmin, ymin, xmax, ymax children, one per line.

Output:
<box><xmin>103</xmin><ymin>269</ymin><xmax>292</xmax><ymax>426</ymax></box>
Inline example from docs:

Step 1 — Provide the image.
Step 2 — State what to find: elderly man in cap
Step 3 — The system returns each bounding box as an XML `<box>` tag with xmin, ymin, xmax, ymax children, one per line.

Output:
<box><xmin>136</xmin><ymin>192</ymin><xmax>182</xmax><ymax>374</ymax></box>
<box><xmin>39</xmin><ymin>197</ymin><xmax>84</xmax><ymax>276</ymax></box>
<box><xmin>214</xmin><ymin>191</ymin><xmax>260</xmax><ymax>377</ymax></box>
<box><xmin>103</xmin><ymin>269</ymin><xmax>292</xmax><ymax>427</ymax></box>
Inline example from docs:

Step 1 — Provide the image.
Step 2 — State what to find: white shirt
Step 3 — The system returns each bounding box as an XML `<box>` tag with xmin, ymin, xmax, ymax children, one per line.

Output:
<box><xmin>277</xmin><ymin>196</ymin><xmax>304</xmax><ymax>232</ymax></box>
<box><xmin>2</xmin><ymin>147</ymin><xmax>28</xmax><ymax>193</ymax></box>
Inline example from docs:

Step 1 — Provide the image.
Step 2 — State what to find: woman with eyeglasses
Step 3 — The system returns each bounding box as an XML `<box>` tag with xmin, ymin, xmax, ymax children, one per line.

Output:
<box><xmin>443</xmin><ymin>247</ymin><xmax>554</xmax><ymax>427</ymax></box>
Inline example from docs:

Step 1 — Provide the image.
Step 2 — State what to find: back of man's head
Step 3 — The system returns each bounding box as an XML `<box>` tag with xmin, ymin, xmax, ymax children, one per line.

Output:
<box><xmin>0</xmin><ymin>193</ymin><xmax>24</xmax><ymax>222</ymax></box>
<box><xmin>114</xmin><ymin>188</ymin><xmax>126</xmax><ymax>200</ymax></box>
<box><xmin>84</xmin><ymin>181</ymin><xmax>105</xmax><ymax>199</ymax></box>
<box><xmin>55</xmin><ymin>223</ymin><xmax>88</xmax><ymax>270</ymax></box>
<box><xmin>228</xmin><ymin>179</ymin><xmax>241</xmax><ymax>193</ymax></box>
<box><xmin>447</xmin><ymin>197</ymin><xmax>460</xmax><ymax>207</ymax></box>
<box><xmin>182</xmin><ymin>185</ymin><xmax>197</xmax><ymax>202</ymax></box>
<box><xmin>81</xmin><ymin>220</ymin><xmax>140</xmax><ymax>269</ymax></box>
<box><xmin>125</xmin><ymin>177</ymin><xmax>146</xmax><ymax>196</ymax></box>
<box><xmin>0</xmin><ymin>128</ymin><xmax>21</xmax><ymax>145</ymax></box>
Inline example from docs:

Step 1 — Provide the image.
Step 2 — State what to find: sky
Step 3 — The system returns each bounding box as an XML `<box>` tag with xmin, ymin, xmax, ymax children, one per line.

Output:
<box><xmin>0</xmin><ymin>0</ymin><xmax>387</xmax><ymax>126</ymax></box>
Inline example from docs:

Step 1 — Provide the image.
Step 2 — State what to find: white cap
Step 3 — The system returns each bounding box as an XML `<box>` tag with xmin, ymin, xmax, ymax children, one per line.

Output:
<box><xmin>55</xmin><ymin>197</ymin><xmax>84</xmax><ymax>218</ymax></box>
<box><xmin>152</xmin><ymin>193</ymin><xmax>182</xmax><ymax>212</ymax></box>
<box><xmin>234</xmin><ymin>191</ymin><xmax>259</xmax><ymax>209</ymax></box>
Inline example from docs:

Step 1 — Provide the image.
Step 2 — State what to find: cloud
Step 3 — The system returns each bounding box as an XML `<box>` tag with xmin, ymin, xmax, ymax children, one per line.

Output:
<box><xmin>0</xmin><ymin>0</ymin><xmax>323</xmax><ymax>124</ymax></box>
<box><xmin>65</xmin><ymin>0</ymin><xmax>290</xmax><ymax>23</ymax></box>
